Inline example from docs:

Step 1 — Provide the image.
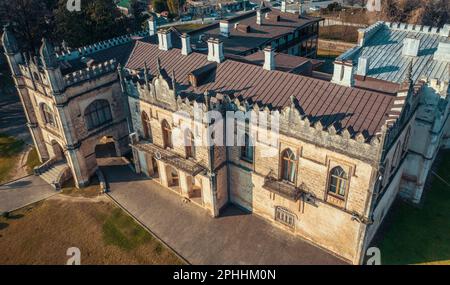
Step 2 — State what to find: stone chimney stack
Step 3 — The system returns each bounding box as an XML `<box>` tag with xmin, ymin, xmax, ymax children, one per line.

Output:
<box><xmin>148</xmin><ymin>16</ymin><xmax>157</xmax><ymax>36</ymax></box>
<box><xmin>256</xmin><ymin>9</ymin><xmax>263</xmax><ymax>25</ymax></box>
<box><xmin>158</xmin><ymin>29</ymin><xmax>172</xmax><ymax>51</ymax></box>
<box><xmin>220</xmin><ymin>20</ymin><xmax>230</xmax><ymax>37</ymax></box>
<box><xmin>357</xmin><ymin>57</ymin><xmax>370</xmax><ymax>76</ymax></box>
<box><xmin>181</xmin><ymin>33</ymin><xmax>192</xmax><ymax>55</ymax></box>
<box><xmin>281</xmin><ymin>0</ymin><xmax>287</xmax><ymax>13</ymax></box>
<box><xmin>207</xmin><ymin>38</ymin><xmax>224</xmax><ymax>63</ymax></box>
<box><xmin>402</xmin><ymin>37</ymin><xmax>421</xmax><ymax>57</ymax></box>
<box><xmin>331</xmin><ymin>61</ymin><xmax>354</xmax><ymax>87</ymax></box>
<box><xmin>263</xmin><ymin>46</ymin><xmax>275</xmax><ymax>71</ymax></box>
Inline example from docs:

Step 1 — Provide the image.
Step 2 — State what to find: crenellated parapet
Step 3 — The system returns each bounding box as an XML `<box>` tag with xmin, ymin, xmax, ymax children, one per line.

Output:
<box><xmin>64</xmin><ymin>59</ymin><xmax>117</xmax><ymax>86</ymax></box>
<box><xmin>56</xmin><ymin>30</ymin><xmax>148</xmax><ymax>61</ymax></box>
<box><xmin>126</xmin><ymin>72</ymin><xmax>383</xmax><ymax>164</ymax></box>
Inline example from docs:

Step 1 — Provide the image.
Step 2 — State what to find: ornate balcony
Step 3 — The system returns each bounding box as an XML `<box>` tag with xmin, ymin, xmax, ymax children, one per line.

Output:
<box><xmin>263</xmin><ymin>173</ymin><xmax>302</xmax><ymax>202</ymax></box>
<box><xmin>132</xmin><ymin>141</ymin><xmax>206</xmax><ymax>176</ymax></box>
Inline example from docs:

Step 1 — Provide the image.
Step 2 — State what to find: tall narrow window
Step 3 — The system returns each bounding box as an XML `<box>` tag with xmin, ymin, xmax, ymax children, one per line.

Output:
<box><xmin>391</xmin><ymin>143</ymin><xmax>402</xmax><ymax>173</ymax></box>
<box><xmin>281</xmin><ymin>149</ymin><xmax>296</xmax><ymax>183</ymax></box>
<box><xmin>42</xmin><ymin>103</ymin><xmax>55</xmax><ymax>127</ymax></box>
<box><xmin>85</xmin><ymin>100</ymin><xmax>112</xmax><ymax>130</ymax></box>
<box><xmin>329</xmin><ymin>166</ymin><xmax>348</xmax><ymax>198</ymax></box>
<box><xmin>162</xmin><ymin>120</ymin><xmax>172</xmax><ymax>149</ymax></box>
<box><xmin>241</xmin><ymin>134</ymin><xmax>254</xmax><ymax>162</ymax></box>
<box><xmin>185</xmin><ymin>130</ymin><xmax>195</xmax><ymax>159</ymax></box>
<box><xmin>402</xmin><ymin>127</ymin><xmax>411</xmax><ymax>156</ymax></box>
<box><xmin>141</xmin><ymin>111</ymin><xmax>151</xmax><ymax>140</ymax></box>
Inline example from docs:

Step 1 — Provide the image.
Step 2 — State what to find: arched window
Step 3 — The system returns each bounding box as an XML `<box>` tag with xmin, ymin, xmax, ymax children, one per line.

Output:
<box><xmin>391</xmin><ymin>143</ymin><xmax>402</xmax><ymax>173</ymax></box>
<box><xmin>162</xmin><ymin>120</ymin><xmax>172</xmax><ymax>149</ymax></box>
<box><xmin>402</xmin><ymin>127</ymin><xmax>411</xmax><ymax>156</ymax></box>
<box><xmin>329</xmin><ymin>166</ymin><xmax>348</xmax><ymax>198</ymax></box>
<box><xmin>85</xmin><ymin>100</ymin><xmax>112</xmax><ymax>130</ymax></box>
<box><xmin>42</xmin><ymin>103</ymin><xmax>55</xmax><ymax>127</ymax></box>
<box><xmin>382</xmin><ymin>159</ymin><xmax>390</xmax><ymax>187</ymax></box>
<box><xmin>141</xmin><ymin>111</ymin><xmax>151</xmax><ymax>139</ymax></box>
<box><xmin>241</xmin><ymin>134</ymin><xmax>254</xmax><ymax>162</ymax></box>
<box><xmin>185</xmin><ymin>129</ymin><xmax>195</xmax><ymax>159</ymax></box>
<box><xmin>281</xmin><ymin>149</ymin><xmax>296</xmax><ymax>183</ymax></box>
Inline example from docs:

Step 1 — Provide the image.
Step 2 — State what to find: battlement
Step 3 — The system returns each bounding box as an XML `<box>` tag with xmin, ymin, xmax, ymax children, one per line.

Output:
<box><xmin>64</xmin><ymin>59</ymin><xmax>117</xmax><ymax>86</ymax></box>
<box><xmin>56</xmin><ymin>30</ymin><xmax>148</xmax><ymax>61</ymax></box>
<box><xmin>357</xmin><ymin>21</ymin><xmax>385</xmax><ymax>46</ymax></box>
<box><xmin>385</xmin><ymin>22</ymin><xmax>450</xmax><ymax>37</ymax></box>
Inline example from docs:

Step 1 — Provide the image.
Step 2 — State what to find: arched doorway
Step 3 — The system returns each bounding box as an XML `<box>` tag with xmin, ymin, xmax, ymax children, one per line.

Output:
<box><xmin>51</xmin><ymin>141</ymin><xmax>65</xmax><ymax>161</ymax></box>
<box><xmin>151</xmin><ymin>157</ymin><xmax>159</xmax><ymax>178</ymax></box>
<box><xmin>166</xmin><ymin>166</ymin><xmax>179</xmax><ymax>187</ymax></box>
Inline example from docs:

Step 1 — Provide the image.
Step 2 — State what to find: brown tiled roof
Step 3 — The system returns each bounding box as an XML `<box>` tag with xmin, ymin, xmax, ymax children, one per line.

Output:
<box><xmin>235</xmin><ymin>51</ymin><xmax>321</xmax><ymax>73</ymax></box>
<box><xmin>188</xmin><ymin>8</ymin><xmax>322</xmax><ymax>55</ymax></box>
<box><xmin>125</xmin><ymin>41</ymin><xmax>396</xmax><ymax>139</ymax></box>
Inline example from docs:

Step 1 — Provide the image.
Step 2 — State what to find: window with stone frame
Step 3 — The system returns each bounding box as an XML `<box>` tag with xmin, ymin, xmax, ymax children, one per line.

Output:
<box><xmin>240</xmin><ymin>133</ymin><xmax>254</xmax><ymax>162</ymax></box>
<box><xmin>141</xmin><ymin>111</ymin><xmax>151</xmax><ymax>140</ymax></box>
<box><xmin>162</xmin><ymin>119</ymin><xmax>173</xmax><ymax>149</ymax></box>
<box><xmin>85</xmin><ymin>99</ymin><xmax>112</xmax><ymax>130</ymax></box>
<box><xmin>328</xmin><ymin>166</ymin><xmax>348</xmax><ymax>199</ymax></box>
<box><xmin>184</xmin><ymin>129</ymin><xmax>196</xmax><ymax>159</ymax></box>
<box><xmin>280</xmin><ymin>148</ymin><xmax>296</xmax><ymax>183</ymax></box>
<box><xmin>402</xmin><ymin>127</ymin><xmax>411</xmax><ymax>156</ymax></box>
<box><xmin>41</xmin><ymin>103</ymin><xmax>56</xmax><ymax>127</ymax></box>
<box><xmin>391</xmin><ymin>143</ymin><xmax>402</xmax><ymax>173</ymax></box>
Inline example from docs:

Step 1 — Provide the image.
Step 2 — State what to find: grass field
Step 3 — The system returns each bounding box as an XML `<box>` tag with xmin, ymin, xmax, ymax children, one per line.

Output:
<box><xmin>0</xmin><ymin>134</ymin><xmax>24</xmax><ymax>183</ymax></box>
<box><xmin>377</xmin><ymin>151</ymin><xmax>450</xmax><ymax>265</ymax></box>
<box><xmin>0</xmin><ymin>182</ymin><xmax>183</xmax><ymax>264</ymax></box>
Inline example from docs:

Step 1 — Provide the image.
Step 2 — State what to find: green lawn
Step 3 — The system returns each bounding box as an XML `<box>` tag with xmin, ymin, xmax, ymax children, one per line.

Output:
<box><xmin>378</xmin><ymin>151</ymin><xmax>450</xmax><ymax>265</ymax></box>
<box><xmin>0</xmin><ymin>134</ymin><xmax>25</xmax><ymax>183</ymax></box>
<box><xmin>26</xmin><ymin>147</ymin><xmax>40</xmax><ymax>174</ymax></box>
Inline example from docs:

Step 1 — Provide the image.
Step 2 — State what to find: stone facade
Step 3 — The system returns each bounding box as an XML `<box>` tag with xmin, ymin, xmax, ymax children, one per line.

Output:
<box><xmin>2</xmin><ymin>19</ymin><xmax>449</xmax><ymax>264</ymax></box>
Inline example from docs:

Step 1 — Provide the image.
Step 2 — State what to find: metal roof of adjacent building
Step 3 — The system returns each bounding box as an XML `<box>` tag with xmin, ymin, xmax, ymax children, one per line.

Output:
<box><xmin>338</xmin><ymin>22</ymin><xmax>450</xmax><ymax>85</ymax></box>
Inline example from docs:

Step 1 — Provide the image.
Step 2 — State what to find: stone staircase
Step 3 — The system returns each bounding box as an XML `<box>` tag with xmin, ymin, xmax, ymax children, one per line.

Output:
<box><xmin>38</xmin><ymin>162</ymin><xmax>69</xmax><ymax>187</ymax></box>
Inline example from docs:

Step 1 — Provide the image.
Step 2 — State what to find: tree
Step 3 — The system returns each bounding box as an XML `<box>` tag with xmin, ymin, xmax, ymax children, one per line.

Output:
<box><xmin>54</xmin><ymin>0</ymin><xmax>128</xmax><ymax>47</ymax></box>
<box><xmin>152</xmin><ymin>0</ymin><xmax>167</xmax><ymax>13</ymax></box>
<box><xmin>0</xmin><ymin>0</ymin><xmax>57</xmax><ymax>53</ymax></box>
<box><xmin>130</xmin><ymin>0</ymin><xmax>145</xmax><ymax>30</ymax></box>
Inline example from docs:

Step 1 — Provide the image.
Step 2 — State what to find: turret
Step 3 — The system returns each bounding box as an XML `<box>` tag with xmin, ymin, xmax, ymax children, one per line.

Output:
<box><xmin>1</xmin><ymin>24</ymin><xmax>23</xmax><ymax>76</ymax></box>
<box><xmin>39</xmin><ymin>38</ymin><xmax>65</xmax><ymax>94</ymax></box>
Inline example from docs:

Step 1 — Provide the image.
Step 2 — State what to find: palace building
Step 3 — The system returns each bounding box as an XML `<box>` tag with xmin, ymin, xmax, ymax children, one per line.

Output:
<box><xmin>2</xmin><ymin>8</ymin><xmax>449</xmax><ymax>264</ymax></box>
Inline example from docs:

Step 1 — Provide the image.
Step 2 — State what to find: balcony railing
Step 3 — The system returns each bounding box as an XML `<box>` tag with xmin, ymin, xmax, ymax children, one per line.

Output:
<box><xmin>263</xmin><ymin>173</ymin><xmax>302</xmax><ymax>202</ymax></box>
<box><xmin>132</xmin><ymin>141</ymin><xmax>206</xmax><ymax>176</ymax></box>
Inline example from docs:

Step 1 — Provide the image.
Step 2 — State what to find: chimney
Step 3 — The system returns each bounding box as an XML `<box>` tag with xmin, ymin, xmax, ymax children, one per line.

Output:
<box><xmin>256</xmin><ymin>9</ymin><xmax>263</xmax><ymax>25</ymax></box>
<box><xmin>299</xmin><ymin>3</ymin><xmax>305</xmax><ymax>16</ymax></box>
<box><xmin>207</xmin><ymin>38</ymin><xmax>224</xmax><ymax>63</ymax></box>
<box><xmin>402</xmin><ymin>37</ymin><xmax>420</xmax><ymax>57</ymax></box>
<box><xmin>181</xmin><ymin>33</ymin><xmax>192</xmax><ymax>55</ymax></box>
<box><xmin>263</xmin><ymin>46</ymin><xmax>275</xmax><ymax>71</ymax></box>
<box><xmin>158</xmin><ymin>29</ymin><xmax>172</xmax><ymax>51</ymax></box>
<box><xmin>281</xmin><ymin>1</ymin><xmax>287</xmax><ymax>13</ymax></box>
<box><xmin>331</xmin><ymin>61</ymin><xmax>354</xmax><ymax>87</ymax></box>
<box><xmin>220</xmin><ymin>20</ymin><xmax>230</xmax><ymax>37</ymax></box>
<box><xmin>148</xmin><ymin>16</ymin><xmax>157</xmax><ymax>36</ymax></box>
<box><xmin>357</xmin><ymin>57</ymin><xmax>370</xmax><ymax>76</ymax></box>
<box><xmin>434</xmin><ymin>42</ymin><xmax>450</xmax><ymax>62</ymax></box>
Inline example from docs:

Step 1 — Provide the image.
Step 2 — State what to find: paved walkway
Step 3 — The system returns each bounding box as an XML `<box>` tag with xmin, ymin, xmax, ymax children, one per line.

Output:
<box><xmin>103</xmin><ymin>164</ymin><xmax>347</xmax><ymax>265</ymax></box>
<box><xmin>0</xmin><ymin>175</ymin><xmax>56</xmax><ymax>213</ymax></box>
